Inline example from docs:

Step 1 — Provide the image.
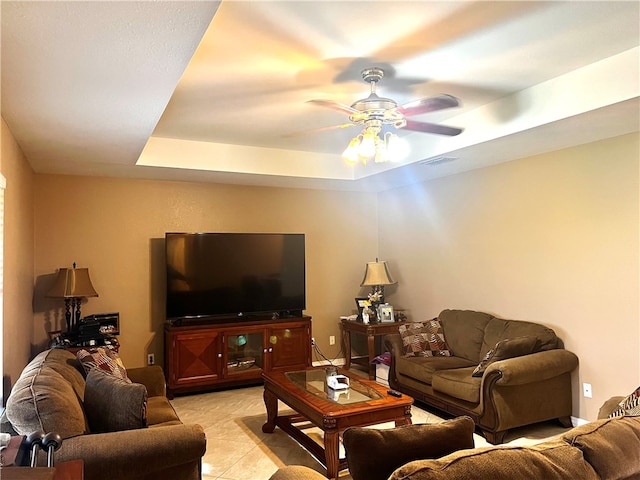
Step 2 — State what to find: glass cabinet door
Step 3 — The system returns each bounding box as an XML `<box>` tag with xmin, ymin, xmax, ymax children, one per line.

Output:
<box><xmin>225</xmin><ymin>330</ymin><xmax>264</xmax><ymax>376</ymax></box>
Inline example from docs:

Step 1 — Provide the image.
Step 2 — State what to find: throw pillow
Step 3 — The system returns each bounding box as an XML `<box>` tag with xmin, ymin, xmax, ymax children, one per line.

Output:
<box><xmin>472</xmin><ymin>335</ymin><xmax>541</xmax><ymax>377</ymax></box>
<box><xmin>608</xmin><ymin>386</ymin><xmax>640</xmax><ymax>417</ymax></box>
<box><xmin>77</xmin><ymin>346</ymin><xmax>130</xmax><ymax>382</ymax></box>
<box><xmin>84</xmin><ymin>369</ymin><xmax>148</xmax><ymax>433</ymax></box>
<box><xmin>399</xmin><ymin>319</ymin><xmax>451</xmax><ymax>357</ymax></box>
<box><xmin>343</xmin><ymin>416</ymin><xmax>475</xmax><ymax>480</ymax></box>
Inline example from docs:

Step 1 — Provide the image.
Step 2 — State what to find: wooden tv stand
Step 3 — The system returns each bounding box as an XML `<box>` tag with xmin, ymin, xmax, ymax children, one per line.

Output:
<box><xmin>164</xmin><ymin>316</ymin><xmax>312</xmax><ymax>396</ymax></box>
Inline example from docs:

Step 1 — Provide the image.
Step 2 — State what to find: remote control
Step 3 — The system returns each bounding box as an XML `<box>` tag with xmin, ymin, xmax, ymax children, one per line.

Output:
<box><xmin>387</xmin><ymin>389</ymin><xmax>402</xmax><ymax>397</ymax></box>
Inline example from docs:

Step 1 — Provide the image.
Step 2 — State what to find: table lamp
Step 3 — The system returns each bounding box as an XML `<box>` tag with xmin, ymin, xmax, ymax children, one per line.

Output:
<box><xmin>360</xmin><ymin>259</ymin><xmax>397</xmax><ymax>303</ymax></box>
<box><xmin>47</xmin><ymin>263</ymin><xmax>99</xmax><ymax>333</ymax></box>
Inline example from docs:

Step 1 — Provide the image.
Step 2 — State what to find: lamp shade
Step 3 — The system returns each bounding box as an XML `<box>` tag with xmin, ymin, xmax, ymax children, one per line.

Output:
<box><xmin>47</xmin><ymin>267</ymin><xmax>99</xmax><ymax>298</ymax></box>
<box><xmin>360</xmin><ymin>260</ymin><xmax>397</xmax><ymax>287</ymax></box>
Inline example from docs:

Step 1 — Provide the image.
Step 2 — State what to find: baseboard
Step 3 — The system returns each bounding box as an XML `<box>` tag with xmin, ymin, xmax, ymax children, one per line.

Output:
<box><xmin>312</xmin><ymin>358</ymin><xmax>345</xmax><ymax>367</ymax></box>
<box><xmin>571</xmin><ymin>416</ymin><xmax>589</xmax><ymax>426</ymax></box>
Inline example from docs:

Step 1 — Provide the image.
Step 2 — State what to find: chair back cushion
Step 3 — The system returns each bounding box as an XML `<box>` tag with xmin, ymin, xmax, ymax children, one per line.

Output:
<box><xmin>389</xmin><ymin>441</ymin><xmax>600</xmax><ymax>480</ymax></box>
<box><xmin>480</xmin><ymin>318</ymin><xmax>559</xmax><ymax>360</ymax></box>
<box><xmin>343</xmin><ymin>416</ymin><xmax>475</xmax><ymax>480</ymax></box>
<box><xmin>562</xmin><ymin>416</ymin><xmax>640</xmax><ymax>479</ymax></box>
<box><xmin>6</xmin><ymin>349</ymin><xmax>89</xmax><ymax>439</ymax></box>
<box><xmin>438</xmin><ymin>310</ymin><xmax>493</xmax><ymax>362</ymax></box>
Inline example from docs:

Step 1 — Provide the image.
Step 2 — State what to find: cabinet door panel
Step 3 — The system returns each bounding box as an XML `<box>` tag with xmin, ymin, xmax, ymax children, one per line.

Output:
<box><xmin>173</xmin><ymin>331</ymin><xmax>221</xmax><ymax>385</ymax></box>
<box><xmin>225</xmin><ymin>329</ymin><xmax>264</xmax><ymax>379</ymax></box>
<box><xmin>268</xmin><ymin>324</ymin><xmax>311</xmax><ymax>370</ymax></box>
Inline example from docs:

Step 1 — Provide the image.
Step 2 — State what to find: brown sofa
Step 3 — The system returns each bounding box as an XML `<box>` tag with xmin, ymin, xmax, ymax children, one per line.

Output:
<box><xmin>268</xmin><ymin>414</ymin><xmax>640</xmax><ymax>480</ymax></box>
<box><xmin>384</xmin><ymin>309</ymin><xmax>579</xmax><ymax>443</ymax></box>
<box><xmin>1</xmin><ymin>348</ymin><xmax>206</xmax><ymax>480</ymax></box>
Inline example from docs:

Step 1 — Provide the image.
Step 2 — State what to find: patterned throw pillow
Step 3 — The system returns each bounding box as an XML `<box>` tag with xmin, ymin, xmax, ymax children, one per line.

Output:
<box><xmin>472</xmin><ymin>336</ymin><xmax>541</xmax><ymax>377</ymax></box>
<box><xmin>77</xmin><ymin>347</ymin><xmax>130</xmax><ymax>382</ymax></box>
<box><xmin>399</xmin><ymin>319</ymin><xmax>451</xmax><ymax>357</ymax></box>
<box><xmin>609</xmin><ymin>386</ymin><xmax>640</xmax><ymax>417</ymax></box>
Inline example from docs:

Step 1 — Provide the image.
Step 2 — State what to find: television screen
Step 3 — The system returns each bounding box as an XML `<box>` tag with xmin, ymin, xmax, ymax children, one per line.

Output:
<box><xmin>165</xmin><ymin>233</ymin><xmax>306</xmax><ymax>320</ymax></box>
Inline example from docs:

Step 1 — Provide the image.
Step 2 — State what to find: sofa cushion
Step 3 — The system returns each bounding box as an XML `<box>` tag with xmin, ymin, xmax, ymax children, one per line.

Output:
<box><xmin>432</xmin><ymin>368</ymin><xmax>481</xmax><ymax>404</ymax></box>
<box><xmin>480</xmin><ymin>318</ymin><xmax>558</xmax><ymax>360</ymax></box>
<box><xmin>77</xmin><ymin>347</ymin><xmax>130</xmax><ymax>381</ymax></box>
<box><xmin>84</xmin><ymin>369</ymin><xmax>147</xmax><ymax>433</ymax></box>
<box><xmin>5</xmin><ymin>349</ymin><xmax>89</xmax><ymax>439</ymax></box>
<box><xmin>562</xmin><ymin>416</ymin><xmax>640</xmax><ymax>479</ymax></box>
<box><xmin>471</xmin><ymin>336</ymin><xmax>541</xmax><ymax>377</ymax></box>
<box><xmin>146</xmin><ymin>396</ymin><xmax>182</xmax><ymax>426</ymax></box>
<box><xmin>388</xmin><ymin>441</ymin><xmax>600</xmax><ymax>480</ymax></box>
<box><xmin>399</xmin><ymin>320</ymin><xmax>451</xmax><ymax>357</ymax></box>
<box><xmin>395</xmin><ymin>356</ymin><xmax>477</xmax><ymax>385</ymax></box>
<box><xmin>608</xmin><ymin>386</ymin><xmax>640</xmax><ymax>417</ymax></box>
<box><xmin>343</xmin><ymin>416</ymin><xmax>475</xmax><ymax>480</ymax></box>
<box><xmin>438</xmin><ymin>310</ymin><xmax>493</xmax><ymax>362</ymax></box>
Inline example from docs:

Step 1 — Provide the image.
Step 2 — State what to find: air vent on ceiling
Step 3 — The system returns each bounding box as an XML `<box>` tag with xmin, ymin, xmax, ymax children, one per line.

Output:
<box><xmin>419</xmin><ymin>156</ymin><xmax>458</xmax><ymax>166</ymax></box>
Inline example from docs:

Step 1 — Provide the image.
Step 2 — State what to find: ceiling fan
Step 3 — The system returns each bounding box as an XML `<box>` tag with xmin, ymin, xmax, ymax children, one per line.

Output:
<box><xmin>307</xmin><ymin>67</ymin><xmax>464</xmax><ymax>138</ymax></box>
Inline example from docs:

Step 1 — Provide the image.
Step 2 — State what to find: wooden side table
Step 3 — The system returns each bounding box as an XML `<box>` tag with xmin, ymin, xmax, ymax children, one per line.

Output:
<box><xmin>0</xmin><ymin>461</ymin><xmax>83</xmax><ymax>480</ymax></box>
<box><xmin>340</xmin><ymin>318</ymin><xmax>406</xmax><ymax>380</ymax></box>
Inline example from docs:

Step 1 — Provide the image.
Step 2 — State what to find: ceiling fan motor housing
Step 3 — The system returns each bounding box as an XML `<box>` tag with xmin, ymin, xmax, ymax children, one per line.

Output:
<box><xmin>349</xmin><ymin>68</ymin><xmax>405</xmax><ymax>127</ymax></box>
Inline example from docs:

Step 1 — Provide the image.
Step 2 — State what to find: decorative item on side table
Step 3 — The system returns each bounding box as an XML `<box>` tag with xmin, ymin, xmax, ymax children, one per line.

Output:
<box><xmin>355</xmin><ymin>297</ymin><xmax>377</xmax><ymax>324</ymax></box>
<box><xmin>378</xmin><ymin>303</ymin><xmax>395</xmax><ymax>323</ymax></box>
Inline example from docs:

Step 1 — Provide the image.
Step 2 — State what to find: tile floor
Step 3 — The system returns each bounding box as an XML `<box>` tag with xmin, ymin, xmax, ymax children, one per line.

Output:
<box><xmin>170</xmin><ymin>370</ymin><xmax>569</xmax><ymax>480</ymax></box>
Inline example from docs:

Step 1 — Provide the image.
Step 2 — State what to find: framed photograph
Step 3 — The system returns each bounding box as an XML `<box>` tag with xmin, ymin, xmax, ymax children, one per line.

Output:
<box><xmin>355</xmin><ymin>297</ymin><xmax>369</xmax><ymax>320</ymax></box>
<box><xmin>378</xmin><ymin>303</ymin><xmax>395</xmax><ymax>323</ymax></box>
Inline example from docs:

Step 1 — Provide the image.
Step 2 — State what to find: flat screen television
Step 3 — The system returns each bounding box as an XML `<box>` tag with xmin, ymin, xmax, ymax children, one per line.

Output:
<box><xmin>165</xmin><ymin>232</ymin><xmax>306</xmax><ymax>321</ymax></box>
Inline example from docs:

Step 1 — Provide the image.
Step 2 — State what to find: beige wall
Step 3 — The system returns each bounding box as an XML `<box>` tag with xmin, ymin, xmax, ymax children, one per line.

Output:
<box><xmin>5</xmin><ymin>113</ymin><xmax>639</xmax><ymax>423</ymax></box>
<box><xmin>378</xmin><ymin>132</ymin><xmax>640</xmax><ymax>421</ymax></box>
<box><xmin>1</xmin><ymin>118</ymin><xmax>35</xmax><ymax>399</ymax></box>
<box><xmin>33</xmin><ymin>176</ymin><xmax>379</xmax><ymax>368</ymax></box>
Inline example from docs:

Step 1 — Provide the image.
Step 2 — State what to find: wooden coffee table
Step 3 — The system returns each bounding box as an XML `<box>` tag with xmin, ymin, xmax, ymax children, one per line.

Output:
<box><xmin>262</xmin><ymin>367</ymin><xmax>413</xmax><ymax>479</ymax></box>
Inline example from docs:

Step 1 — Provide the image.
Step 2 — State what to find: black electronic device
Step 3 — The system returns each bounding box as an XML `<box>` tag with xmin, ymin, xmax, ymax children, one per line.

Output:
<box><xmin>83</xmin><ymin>312</ymin><xmax>120</xmax><ymax>335</ymax></box>
<box><xmin>77</xmin><ymin>317</ymin><xmax>101</xmax><ymax>343</ymax></box>
<box><xmin>165</xmin><ymin>233</ymin><xmax>306</xmax><ymax>321</ymax></box>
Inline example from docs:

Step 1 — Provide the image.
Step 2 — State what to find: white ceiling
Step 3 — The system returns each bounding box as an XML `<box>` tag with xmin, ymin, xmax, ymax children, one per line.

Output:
<box><xmin>2</xmin><ymin>1</ymin><xmax>639</xmax><ymax>192</ymax></box>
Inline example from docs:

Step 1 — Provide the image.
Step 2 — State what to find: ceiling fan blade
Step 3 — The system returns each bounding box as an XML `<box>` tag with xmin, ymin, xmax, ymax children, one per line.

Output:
<box><xmin>283</xmin><ymin>122</ymin><xmax>356</xmax><ymax>138</ymax></box>
<box><xmin>398</xmin><ymin>94</ymin><xmax>460</xmax><ymax>117</ymax></box>
<box><xmin>307</xmin><ymin>99</ymin><xmax>359</xmax><ymax>115</ymax></box>
<box><xmin>403</xmin><ymin>120</ymin><xmax>463</xmax><ymax>136</ymax></box>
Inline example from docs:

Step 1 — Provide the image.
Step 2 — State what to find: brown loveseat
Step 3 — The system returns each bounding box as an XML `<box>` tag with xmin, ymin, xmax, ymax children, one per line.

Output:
<box><xmin>268</xmin><ymin>415</ymin><xmax>640</xmax><ymax>480</ymax></box>
<box><xmin>2</xmin><ymin>349</ymin><xmax>206</xmax><ymax>480</ymax></box>
<box><xmin>384</xmin><ymin>309</ymin><xmax>579</xmax><ymax>443</ymax></box>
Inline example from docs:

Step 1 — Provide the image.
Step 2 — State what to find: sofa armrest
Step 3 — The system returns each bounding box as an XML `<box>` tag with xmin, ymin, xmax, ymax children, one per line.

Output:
<box><xmin>56</xmin><ymin>424</ymin><xmax>206</xmax><ymax>480</ymax></box>
<box><xmin>127</xmin><ymin>365</ymin><xmax>167</xmax><ymax>397</ymax></box>
<box><xmin>484</xmin><ymin>349</ymin><xmax>578</xmax><ymax>386</ymax></box>
<box><xmin>384</xmin><ymin>334</ymin><xmax>403</xmax><ymax>357</ymax></box>
<box><xmin>269</xmin><ymin>466</ymin><xmax>327</xmax><ymax>480</ymax></box>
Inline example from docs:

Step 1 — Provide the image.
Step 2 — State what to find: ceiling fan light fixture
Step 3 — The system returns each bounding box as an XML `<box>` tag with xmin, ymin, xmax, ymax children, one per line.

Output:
<box><xmin>374</xmin><ymin>140</ymin><xmax>387</xmax><ymax>164</ymax></box>
<box><xmin>344</xmin><ymin>128</ymin><xmax>410</xmax><ymax>166</ymax></box>
<box><xmin>342</xmin><ymin>136</ymin><xmax>361</xmax><ymax>164</ymax></box>
<box><xmin>386</xmin><ymin>133</ymin><xmax>409</xmax><ymax>162</ymax></box>
<box><xmin>358</xmin><ymin>130</ymin><xmax>377</xmax><ymax>159</ymax></box>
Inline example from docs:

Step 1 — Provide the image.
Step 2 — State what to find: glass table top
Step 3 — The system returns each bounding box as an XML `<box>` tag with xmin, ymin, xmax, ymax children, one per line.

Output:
<box><xmin>285</xmin><ymin>368</ymin><xmax>384</xmax><ymax>405</ymax></box>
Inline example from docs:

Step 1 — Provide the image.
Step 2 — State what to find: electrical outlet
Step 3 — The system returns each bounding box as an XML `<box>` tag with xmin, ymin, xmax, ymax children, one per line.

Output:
<box><xmin>311</xmin><ymin>337</ymin><xmax>316</xmax><ymax>346</ymax></box>
<box><xmin>583</xmin><ymin>382</ymin><xmax>592</xmax><ymax>398</ymax></box>
<box><xmin>329</xmin><ymin>335</ymin><xmax>335</xmax><ymax>345</ymax></box>
<box><xmin>147</xmin><ymin>353</ymin><xmax>155</xmax><ymax>366</ymax></box>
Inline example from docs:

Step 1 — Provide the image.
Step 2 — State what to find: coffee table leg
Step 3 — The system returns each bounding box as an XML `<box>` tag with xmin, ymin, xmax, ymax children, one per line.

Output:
<box><xmin>262</xmin><ymin>387</ymin><xmax>278</xmax><ymax>433</ymax></box>
<box><xmin>395</xmin><ymin>406</ymin><xmax>413</xmax><ymax>427</ymax></box>
<box><xmin>323</xmin><ymin>430</ymin><xmax>340</xmax><ymax>480</ymax></box>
